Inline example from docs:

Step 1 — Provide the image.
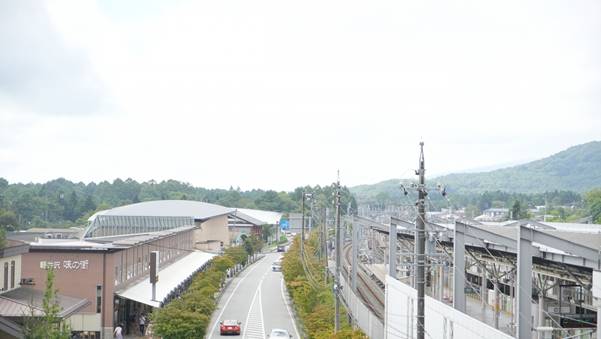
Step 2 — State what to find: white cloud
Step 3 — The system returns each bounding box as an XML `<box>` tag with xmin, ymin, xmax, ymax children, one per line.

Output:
<box><xmin>0</xmin><ymin>1</ymin><xmax>107</xmax><ymax>115</ymax></box>
<box><xmin>0</xmin><ymin>0</ymin><xmax>599</xmax><ymax>190</ymax></box>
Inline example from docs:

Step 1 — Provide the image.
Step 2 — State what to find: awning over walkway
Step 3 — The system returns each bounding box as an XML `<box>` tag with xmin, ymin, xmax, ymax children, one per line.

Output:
<box><xmin>115</xmin><ymin>251</ymin><xmax>215</xmax><ymax>308</ymax></box>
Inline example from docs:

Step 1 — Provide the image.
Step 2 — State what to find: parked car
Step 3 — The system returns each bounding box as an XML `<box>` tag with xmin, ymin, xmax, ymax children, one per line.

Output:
<box><xmin>220</xmin><ymin>319</ymin><xmax>241</xmax><ymax>335</ymax></box>
<box><xmin>277</xmin><ymin>245</ymin><xmax>286</xmax><ymax>252</ymax></box>
<box><xmin>267</xmin><ymin>328</ymin><xmax>292</xmax><ymax>338</ymax></box>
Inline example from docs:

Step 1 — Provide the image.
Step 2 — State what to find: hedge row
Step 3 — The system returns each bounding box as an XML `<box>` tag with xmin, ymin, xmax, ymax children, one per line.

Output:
<box><xmin>151</xmin><ymin>245</ymin><xmax>250</xmax><ymax>338</ymax></box>
<box><xmin>281</xmin><ymin>232</ymin><xmax>366</xmax><ymax>339</ymax></box>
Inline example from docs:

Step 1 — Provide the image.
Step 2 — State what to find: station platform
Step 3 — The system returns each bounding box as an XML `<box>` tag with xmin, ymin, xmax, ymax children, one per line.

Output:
<box><xmin>364</xmin><ymin>263</ymin><xmax>514</xmax><ymax>335</ymax></box>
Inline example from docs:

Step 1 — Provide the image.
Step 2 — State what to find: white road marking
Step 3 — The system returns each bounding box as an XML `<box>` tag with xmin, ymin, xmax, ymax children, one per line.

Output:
<box><xmin>244</xmin><ymin>274</ymin><xmax>267</xmax><ymax>339</ymax></box>
<box><xmin>280</xmin><ymin>276</ymin><xmax>300</xmax><ymax>338</ymax></box>
<box><xmin>259</xmin><ymin>278</ymin><xmax>265</xmax><ymax>338</ymax></box>
<box><xmin>208</xmin><ymin>258</ymin><xmax>264</xmax><ymax>339</ymax></box>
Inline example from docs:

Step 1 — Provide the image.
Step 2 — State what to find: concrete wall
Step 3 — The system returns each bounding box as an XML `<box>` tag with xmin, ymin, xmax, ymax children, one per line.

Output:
<box><xmin>385</xmin><ymin>275</ymin><xmax>514</xmax><ymax>339</ymax></box>
<box><xmin>194</xmin><ymin>215</ymin><xmax>230</xmax><ymax>248</ymax></box>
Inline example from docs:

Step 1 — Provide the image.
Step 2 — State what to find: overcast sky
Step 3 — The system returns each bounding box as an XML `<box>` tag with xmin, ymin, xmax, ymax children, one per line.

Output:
<box><xmin>1</xmin><ymin>0</ymin><xmax>599</xmax><ymax>191</ymax></box>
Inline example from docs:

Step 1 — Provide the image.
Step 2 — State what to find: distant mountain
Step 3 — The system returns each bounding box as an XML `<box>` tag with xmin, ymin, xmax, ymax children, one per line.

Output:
<box><xmin>351</xmin><ymin>141</ymin><xmax>601</xmax><ymax>201</ymax></box>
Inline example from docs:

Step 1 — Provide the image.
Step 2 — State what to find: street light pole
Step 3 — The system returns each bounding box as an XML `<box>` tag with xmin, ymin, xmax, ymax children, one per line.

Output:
<box><xmin>301</xmin><ymin>192</ymin><xmax>312</xmax><ymax>259</ymax></box>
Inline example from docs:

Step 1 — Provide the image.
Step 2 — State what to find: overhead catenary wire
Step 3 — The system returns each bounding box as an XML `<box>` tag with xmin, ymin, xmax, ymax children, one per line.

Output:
<box><xmin>432</xmin><ymin>196</ymin><xmax>600</xmax><ymax>331</ymax></box>
<box><xmin>402</xmin><ymin>193</ymin><xmax>598</xmax><ymax>334</ymax></box>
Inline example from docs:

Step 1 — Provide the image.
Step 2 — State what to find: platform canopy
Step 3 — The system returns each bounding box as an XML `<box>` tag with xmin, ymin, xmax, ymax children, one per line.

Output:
<box><xmin>115</xmin><ymin>251</ymin><xmax>215</xmax><ymax>308</ymax></box>
<box><xmin>235</xmin><ymin>208</ymin><xmax>282</xmax><ymax>225</ymax></box>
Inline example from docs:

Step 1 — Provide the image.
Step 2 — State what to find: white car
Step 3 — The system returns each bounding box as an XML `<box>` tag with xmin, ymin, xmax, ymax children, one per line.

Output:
<box><xmin>267</xmin><ymin>328</ymin><xmax>292</xmax><ymax>338</ymax></box>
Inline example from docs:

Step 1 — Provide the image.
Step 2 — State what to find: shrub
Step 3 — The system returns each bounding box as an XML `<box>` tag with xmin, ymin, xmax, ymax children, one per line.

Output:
<box><xmin>281</xmin><ymin>232</ymin><xmax>366</xmax><ymax>339</ymax></box>
<box><xmin>152</xmin><ymin>245</ymin><xmax>250</xmax><ymax>338</ymax></box>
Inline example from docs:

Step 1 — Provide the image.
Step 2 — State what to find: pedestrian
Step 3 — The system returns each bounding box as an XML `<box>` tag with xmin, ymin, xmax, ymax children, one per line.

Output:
<box><xmin>139</xmin><ymin>313</ymin><xmax>146</xmax><ymax>335</ymax></box>
<box><xmin>114</xmin><ymin>323</ymin><xmax>123</xmax><ymax>339</ymax></box>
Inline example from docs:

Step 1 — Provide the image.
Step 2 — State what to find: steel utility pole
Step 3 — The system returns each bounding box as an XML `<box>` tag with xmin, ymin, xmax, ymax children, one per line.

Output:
<box><xmin>416</xmin><ymin>142</ymin><xmax>426</xmax><ymax>339</ymax></box>
<box><xmin>310</xmin><ymin>198</ymin><xmax>314</xmax><ymax>231</ymax></box>
<box><xmin>334</xmin><ymin>176</ymin><xmax>342</xmax><ymax>332</ymax></box>
<box><xmin>351</xmin><ymin>216</ymin><xmax>359</xmax><ymax>293</ymax></box>
<box><xmin>324</xmin><ymin>208</ymin><xmax>329</xmax><ymax>282</ymax></box>
<box><xmin>301</xmin><ymin>193</ymin><xmax>305</xmax><ymax>258</ymax></box>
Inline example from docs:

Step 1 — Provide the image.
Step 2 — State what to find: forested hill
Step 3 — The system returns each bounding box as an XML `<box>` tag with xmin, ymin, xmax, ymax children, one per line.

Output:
<box><xmin>438</xmin><ymin>141</ymin><xmax>601</xmax><ymax>193</ymax></box>
<box><xmin>352</xmin><ymin>141</ymin><xmax>601</xmax><ymax>200</ymax></box>
<box><xmin>0</xmin><ymin>178</ymin><xmax>355</xmax><ymax>229</ymax></box>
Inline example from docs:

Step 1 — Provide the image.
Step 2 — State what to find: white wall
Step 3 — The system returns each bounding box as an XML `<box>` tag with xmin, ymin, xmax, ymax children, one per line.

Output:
<box><xmin>194</xmin><ymin>215</ymin><xmax>230</xmax><ymax>248</ymax></box>
<box><xmin>385</xmin><ymin>275</ymin><xmax>514</xmax><ymax>339</ymax></box>
<box><xmin>338</xmin><ymin>265</ymin><xmax>384</xmax><ymax>338</ymax></box>
<box><xmin>0</xmin><ymin>255</ymin><xmax>21</xmax><ymax>294</ymax></box>
<box><xmin>66</xmin><ymin>313</ymin><xmax>101</xmax><ymax>332</ymax></box>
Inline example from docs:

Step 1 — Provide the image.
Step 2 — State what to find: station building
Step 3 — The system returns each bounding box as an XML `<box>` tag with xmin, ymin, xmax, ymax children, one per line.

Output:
<box><xmin>87</xmin><ymin>200</ymin><xmax>235</xmax><ymax>251</ymax></box>
<box><xmin>0</xmin><ymin>239</ymin><xmax>90</xmax><ymax>339</ymax></box>
<box><xmin>14</xmin><ymin>200</ymin><xmax>241</xmax><ymax>338</ymax></box>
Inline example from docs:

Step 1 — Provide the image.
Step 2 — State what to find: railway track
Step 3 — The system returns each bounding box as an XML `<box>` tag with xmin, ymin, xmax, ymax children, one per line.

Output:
<box><xmin>341</xmin><ymin>244</ymin><xmax>385</xmax><ymax>319</ymax></box>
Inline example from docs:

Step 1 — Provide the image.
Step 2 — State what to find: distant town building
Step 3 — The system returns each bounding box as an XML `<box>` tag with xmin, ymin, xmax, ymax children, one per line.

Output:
<box><xmin>475</xmin><ymin>208</ymin><xmax>509</xmax><ymax>222</ymax></box>
<box><xmin>287</xmin><ymin>213</ymin><xmax>304</xmax><ymax>234</ymax></box>
<box><xmin>228</xmin><ymin>208</ymin><xmax>283</xmax><ymax>244</ymax></box>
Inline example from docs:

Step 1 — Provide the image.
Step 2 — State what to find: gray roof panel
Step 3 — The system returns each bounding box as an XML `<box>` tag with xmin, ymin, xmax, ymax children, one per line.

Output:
<box><xmin>90</xmin><ymin>200</ymin><xmax>234</xmax><ymax>221</ymax></box>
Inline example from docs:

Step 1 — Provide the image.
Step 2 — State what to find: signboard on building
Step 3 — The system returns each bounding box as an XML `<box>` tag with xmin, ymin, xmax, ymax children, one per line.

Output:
<box><xmin>40</xmin><ymin>260</ymin><xmax>89</xmax><ymax>270</ymax></box>
<box><xmin>280</xmin><ymin>219</ymin><xmax>289</xmax><ymax>230</ymax></box>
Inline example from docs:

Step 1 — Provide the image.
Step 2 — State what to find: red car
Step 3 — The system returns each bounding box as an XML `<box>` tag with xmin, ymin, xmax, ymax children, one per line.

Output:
<box><xmin>220</xmin><ymin>319</ymin><xmax>241</xmax><ymax>335</ymax></box>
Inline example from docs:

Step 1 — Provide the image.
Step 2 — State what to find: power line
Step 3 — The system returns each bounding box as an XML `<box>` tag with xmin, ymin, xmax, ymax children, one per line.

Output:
<box><xmin>414</xmin><ymin>194</ymin><xmax>598</xmax><ymax>335</ymax></box>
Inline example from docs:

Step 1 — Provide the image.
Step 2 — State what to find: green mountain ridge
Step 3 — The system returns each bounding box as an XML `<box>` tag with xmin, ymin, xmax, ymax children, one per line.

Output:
<box><xmin>351</xmin><ymin>141</ymin><xmax>601</xmax><ymax>201</ymax></box>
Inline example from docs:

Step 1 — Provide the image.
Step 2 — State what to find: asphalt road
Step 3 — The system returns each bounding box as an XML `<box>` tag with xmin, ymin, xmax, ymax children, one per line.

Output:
<box><xmin>207</xmin><ymin>252</ymin><xmax>299</xmax><ymax>339</ymax></box>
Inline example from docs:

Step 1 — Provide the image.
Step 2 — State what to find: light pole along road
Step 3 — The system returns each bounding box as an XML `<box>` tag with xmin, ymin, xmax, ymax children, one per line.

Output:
<box><xmin>207</xmin><ymin>252</ymin><xmax>300</xmax><ymax>339</ymax></box>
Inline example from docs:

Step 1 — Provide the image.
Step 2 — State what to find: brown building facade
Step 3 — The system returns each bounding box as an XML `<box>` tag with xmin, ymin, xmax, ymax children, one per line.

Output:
<box><xmin>20</xmin><ymin>227</ymin><xmax>196</xmax><ymax>339</ymax></box>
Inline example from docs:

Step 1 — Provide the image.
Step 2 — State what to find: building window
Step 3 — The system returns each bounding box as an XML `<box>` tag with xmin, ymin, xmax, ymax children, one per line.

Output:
<box><xmin>96</xmin><ymin>285</ymin><xmax>102</xmax><ymax>313</ymax></box>
<box><xmin>10</xmin><ymin>261</ymin><xmax>15</xmax><ymax>289</ymax></box>
<box><xmin>3</xmin><ymin>263</ymin><xmax>8</xmax><ymax>290</ymax></box>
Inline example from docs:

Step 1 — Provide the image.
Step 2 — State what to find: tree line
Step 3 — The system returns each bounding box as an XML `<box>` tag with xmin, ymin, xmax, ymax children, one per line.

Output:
<box><xmin>0</xmin><ymin>177</ymin><xmax>356</xmax><ymax>230</ymax></box>
<box><xmin>365</xmin><ymin>187</ymin><xmax>601</xmax><ymax>223</ymax></box>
